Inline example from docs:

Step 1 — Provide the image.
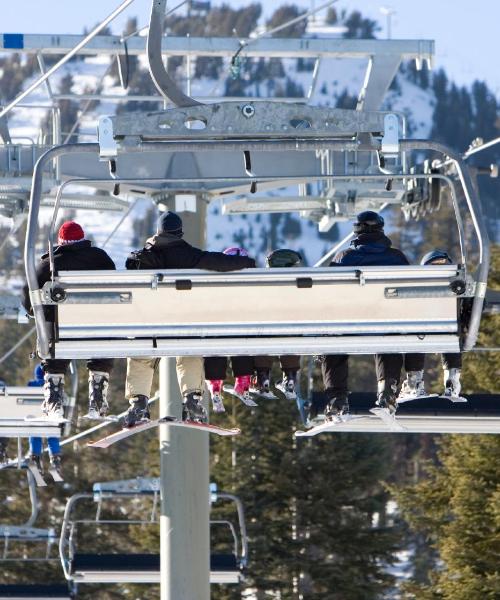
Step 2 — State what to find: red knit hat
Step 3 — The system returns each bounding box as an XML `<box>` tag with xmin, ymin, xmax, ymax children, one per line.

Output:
<box><xmin>58</xmin><ymin>221</ymin><xmax>85</xmax><ymax>245</ymax></box>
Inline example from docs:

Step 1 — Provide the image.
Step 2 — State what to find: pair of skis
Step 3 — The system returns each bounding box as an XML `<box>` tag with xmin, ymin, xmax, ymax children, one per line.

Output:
<box><xmin>26</xmin><ymin>460</ymin><xmax>63</xmax><ymax>486</ymax></box>
<box><xmin>88</xmin><ymin>416</ymin><xmax>241</xmax><ymax>449</ymax></box>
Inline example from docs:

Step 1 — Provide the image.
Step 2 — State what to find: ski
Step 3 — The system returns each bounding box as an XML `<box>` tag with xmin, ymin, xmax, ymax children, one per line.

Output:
<box><xmin>48</xmin><ymin>466</ymin><xmax>64</xmax><ymax>483</ymax></box>
<box><xmin>398</xmin><ymin>394</ymin><xmax>468</xmax><ymax>404</ymax></box>
<box><xmin>295</xmin><ymin>414</ymin><xmax>369</xmax><ymax>437</ymax></box>
<box><xmin>80</xmin><ymin>413</ymin><xmax>120</xmax><ymax>422</ymax></box>
<box><xmin>88</xmin><ymin>416</ymin><xmax>241</xmax><ymax>449</ymax></box>
<box><xmin>26</xmin><ymin>463</ymin><xmax>47</xmax><ymax>487</ymax></box>
<box><xmin>369</xmin><ymin>407</ymin><xmax>407</xmax><ymax>432</ymax></box>
<box><xmin>249</xmin><ymin>389</ymin><xmax>278</xmax><ymax>401</ymax></box>
<box><xmin>397</xmin><ymin>393</ymin><xmax>439</xmax><ymax>404</ymax></box>
<box><xmin>24</xmin><ymin>415</ymin><xmax>69</xmax><ymax>424</ymax></box>
<box><xmin>223</xmin><ymin>385</ymin><xmax>258</xmax><ymax>407</ymax></box>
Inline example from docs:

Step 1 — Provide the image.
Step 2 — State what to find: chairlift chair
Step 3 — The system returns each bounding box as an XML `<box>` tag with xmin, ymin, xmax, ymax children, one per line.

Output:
<box><xmin>59</xmin><ymin>478</ymin><xmax>248</xmax><ymax>584</ymax></box>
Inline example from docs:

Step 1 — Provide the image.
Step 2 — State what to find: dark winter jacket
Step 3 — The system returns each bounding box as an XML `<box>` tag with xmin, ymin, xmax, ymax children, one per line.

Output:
<box><xmin>22</xmin><ymin>240</ymin><xmax>116</xmax><ymax>316</ymax></box>
<box><xmin>125</xmin><ymin>233</ymin><xmax>256</xmax><ymax>271</ymax></box>
<box><xmin>331</xmin><ymin>232</ymin><xmax>409</xmax><ymax>267</ymax></box>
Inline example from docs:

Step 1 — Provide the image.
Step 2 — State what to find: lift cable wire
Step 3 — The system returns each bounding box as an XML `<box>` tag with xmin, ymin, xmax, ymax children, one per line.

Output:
<box><xmin>120</xmin><ymin>0</ymin><xmax>189</xmax><ymax>43</ymax></box>
<box><xmin>0</xmin><ymin>0</ymin><xmax>136</xmax><ymax>121</ymax></box>
<box><xmin>230</xmin><ymin>0</ymin><xmax>339</xmax><ymax>74</ymax></box>
<box><xmin>0</xmin><ymin>326</ymin><xmax>35</xmax><ymax>366</ymax></box>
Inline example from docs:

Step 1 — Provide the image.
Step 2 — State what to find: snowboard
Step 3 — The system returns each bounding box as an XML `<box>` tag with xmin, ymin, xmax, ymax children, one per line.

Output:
<box><xmin>369</xmin><ymin>407</ymin><xmax>407</xmax><ymax>432</ymax></box>
<box><xmin>87</xmin><ymin>416</ymin><xmax>241</xmax><ymax>449</ymax></box>
<box><xmin>223</xmin><ymin>385</ymin><xmax>258</xmax><ymax>407</ymax></box>
<box><xmin>295</xmin><ymin>414</ymin><xmax>369</xmax><ymax>437</ymax></box>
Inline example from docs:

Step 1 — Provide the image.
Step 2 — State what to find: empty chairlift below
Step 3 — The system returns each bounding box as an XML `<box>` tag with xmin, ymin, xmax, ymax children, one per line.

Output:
<box><xmin>59</xmin><ymin>478</ymin><xmax>248</xmax><ymax>585</ymax></box>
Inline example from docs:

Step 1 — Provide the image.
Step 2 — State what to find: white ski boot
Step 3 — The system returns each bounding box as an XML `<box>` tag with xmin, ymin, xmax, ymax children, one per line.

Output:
<box><xmin>398</xmin><ymin>371</ymin><xmax>427</xmax><ymax>402</ymax></box>
<box><xmin>87</xmin><ymin>370</ymin><xmax>110</xmax><ymax>419</ymax></box>
<box><xmin>443</xmin><ymin>368</ymin><xmax>466</xmax><ymax>401</ymax></box>
<box><xmin>276</xmin><ymin>370</ymin><xmax>297</xmax><ymax>400</ymax></box>
<box><xmin>207</xmin><ymin>380</ymin><xmax>225</xmax><ymax>413</ymax></box>
<box><xmin>42</xmin><ymin>373</ymin><xmax>65</xmax><ymax>419</ymax></box>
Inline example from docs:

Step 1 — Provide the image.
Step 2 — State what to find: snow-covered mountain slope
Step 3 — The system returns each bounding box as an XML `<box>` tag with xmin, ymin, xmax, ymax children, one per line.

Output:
<box><xmin>5</xmin><ymin>47</ymin><xmax>437</xmax><ymax>267</ymax></box>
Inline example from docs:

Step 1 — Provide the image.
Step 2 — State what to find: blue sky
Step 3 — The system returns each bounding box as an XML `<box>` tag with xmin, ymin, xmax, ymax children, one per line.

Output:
<box><xmin>2</xmin><ymin>0</ymin><xmax>499</xmax><ymax>96</ymax></box>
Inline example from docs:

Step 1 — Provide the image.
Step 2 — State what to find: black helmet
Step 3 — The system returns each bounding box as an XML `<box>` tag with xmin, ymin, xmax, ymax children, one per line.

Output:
<box><xmin>353</xmin><ymin>210</ymin><xmax>384</xmax><ymax>234</ymax></box>
<box><xmin>420</xmin><ymin>249</ymin><xmax>452</xmax><ymax>265</ymax></box>
<box><xmin>157</xmin><ymin>211</ymin><xmax>183</xmax><ymax>236</ymax></box>
<box><xmin>266</xmin><ymin>249</ymin><xmax>302</xmax><ymax>268</ymax></box>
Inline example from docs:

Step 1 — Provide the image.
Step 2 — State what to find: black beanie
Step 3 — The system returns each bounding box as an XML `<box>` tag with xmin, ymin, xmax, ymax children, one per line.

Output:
<box><xmin>157</xmin><ymin>211</ymin><xmax>183</xmax><ymax>236</ymax></box>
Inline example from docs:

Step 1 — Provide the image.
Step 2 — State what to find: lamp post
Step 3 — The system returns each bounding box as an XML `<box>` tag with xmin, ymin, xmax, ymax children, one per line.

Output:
<box><xmin>380</xmin><ymin>6</ymin><xmax>396</xmax><ymax>40</ymax></box>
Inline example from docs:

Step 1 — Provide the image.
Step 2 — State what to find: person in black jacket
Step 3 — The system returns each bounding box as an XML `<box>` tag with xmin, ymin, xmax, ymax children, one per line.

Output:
<box><xmin>22</xmin><ymin>221</ymin><xmax>115</xmax><ymax>420</ymax></box>
<box><xmin>320</xmin><ymin>211</ymin><xmax>409</xmax><ymax>420</ymax></box>
<box><xmin>124</xmin><ymin>211</ymin><xmax>256</xmax><ymax>426</ymax></box>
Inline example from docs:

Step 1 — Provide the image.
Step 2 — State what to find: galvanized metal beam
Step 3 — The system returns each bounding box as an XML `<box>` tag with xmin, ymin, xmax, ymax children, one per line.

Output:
<box><xmin>0</xmin><ymin>34</ymin><xmax>434</xmax><ymax>60</ymax></box>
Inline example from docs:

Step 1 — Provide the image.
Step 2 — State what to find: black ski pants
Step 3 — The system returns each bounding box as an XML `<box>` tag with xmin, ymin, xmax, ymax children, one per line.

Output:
<box><xmin>322</xmin><ymin>353</ymin><xmax>403</xmax><ymax>398</ymax></box>
<box><xmin>204</xmin><ymin>356</ymin><xmax>254</xmax><ymax>380</ymax></box>
<box><xmin>43</xmin><ymin>358</ymin><xmax>115</xmax><ymax>375</ymax></box>
<box><xmin>404</xmin><ymin>353</ymin><xmax>462</xmax><ymax>372</ymax></box>
<box><xmin>254</xmin><ymin>355</ymin><xmax>301</xmax><ymax>372</ymax></box>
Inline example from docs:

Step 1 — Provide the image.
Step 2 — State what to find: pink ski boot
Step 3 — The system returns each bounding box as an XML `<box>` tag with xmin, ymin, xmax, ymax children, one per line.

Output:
<box><xmin>234</xmin><ymin>375</ymin><xmax>252</xmax><ymax>404</ymax></box>
<box><xmin>207</xmin><ymin>379</ymin><xmax>225</xmax><ymax>413</ymax></box>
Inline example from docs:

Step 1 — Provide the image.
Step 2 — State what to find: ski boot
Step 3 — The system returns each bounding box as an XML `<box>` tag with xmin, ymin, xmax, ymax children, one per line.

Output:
<box><xmin>49</xmin><ymin>454</ymin><xmax>63</xmax><ymax>479</ymax></box>
<box><xmin>250</xmin><ymin>370</ymin><xmax>274</xmax><ymax>399</ymax></box>
<box><xmin>234</xmin><ymin>375</ymin><xmax>252</xmax><ymax>404</ymax></box>
<box><xmin>42</xmin><ymin>373</ymin><xmax>65</xmax><ymax>419</ymax></box>
<box><xmin>26</xmin><ymin>453</ymin><xmax>44</xmax><ymax>474</ymax></box>
<box><xmin>324</xmin><ymin>394</ymin><xmax>349</xmax><ymax>422</ymax></box>
<box><xmin>276</xmin><ymin>370</ymin><xmax>297</xmax><ymax>400</ymax></box>
<box><xmin>182</xmin><ymin>391</ymin><xmax>207</xmax><ymax>423</ymax></box>
<box><xmin>376</xmin><ymin>379</ymin><xmax>399</xmax><ymax>415</ymax></box>
<box><xmin>123</xmin><ymin>395</ymin><xmax>150</xmax><ymax>428</ymax></box>
<box><xmin>87</xmin><ymin>370</ymin><xmax>110</xmax><ymax>419</ymax></box>
<box><xmin>207</xmin><ymin>379</ymin><xmax>225</xmax><ymax>413</ymax></box>
<box><xmin>443</xmin><ymin>368</ymin><xmax>463</xmax><ymax>400</ymax></box>
<box><xmin>398</xmin><ymin>371</ymin><xmax>426</xmax><ymax>402</ymax></box>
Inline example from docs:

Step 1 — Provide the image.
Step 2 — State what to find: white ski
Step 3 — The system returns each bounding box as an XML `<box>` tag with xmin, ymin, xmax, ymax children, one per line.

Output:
<box><xmin>24</xmin><ymin>415</ymin><xmax>69</xmax><ymax>424</ymax></box>
<box><xmin>48</xmin><ymin>466</ymin><xmax>64</xmax><ymax>483</ymax></box>
<box><xmin>88</xmin><ymin>416</ymin><xmax>241</xmax><ymax>449</ymax></box>
<box><xmin>26</xmin><ymin>463</ymin><xmax>47</xmax><ymax>487</ymax></box>
<box><xmin>295</xmin><ymin>414</ymin><xmax>369</xmax><ymax>437</ymax></box>
<box><xmin>397</xmin><ymin>393</ymin><xmax>439</xmax><ymax>404</ymax></box>
<box><xmin>80</xmin><ymin>413</ymin><xmax>120</xmax><ymax>422</ymax></box>
<box><xmin>223</xmin><ymin>385</ymin><xmax>258</xmax><ymax>407</ymax></box>
<box><xmin>369</xmin><ymin>407</ymin><xmax>407</xmax><ymax>432</ymax></box>
<box><xmin>249</xmin><ymin>388</ymin><xmax>278</xmax><ymax>401</ymax></box>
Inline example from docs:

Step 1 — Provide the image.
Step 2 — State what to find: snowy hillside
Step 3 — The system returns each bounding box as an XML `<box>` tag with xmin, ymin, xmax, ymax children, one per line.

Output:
<box><xmin>5</xmin><ymin>41</ymin><xmax>437</xmax><ymax>267</ymax></box>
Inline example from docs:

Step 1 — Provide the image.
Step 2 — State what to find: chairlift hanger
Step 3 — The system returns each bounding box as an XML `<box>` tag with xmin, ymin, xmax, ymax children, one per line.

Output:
<box><xmin>59</xmin><ymin>485</ymin><xmax>248</xmax><ymax>584</ymax></box>
<box><xmin>25</xmin><ymin>136</ymin><xmax>487</xmax><ymax>361</ymax></box>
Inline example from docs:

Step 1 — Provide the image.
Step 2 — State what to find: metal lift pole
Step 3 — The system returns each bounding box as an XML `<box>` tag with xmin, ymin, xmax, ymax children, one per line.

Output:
<box><xmin>159</xmin><ymin>199</ymin><xmax>210</xmax><ymax>600</ymax></box>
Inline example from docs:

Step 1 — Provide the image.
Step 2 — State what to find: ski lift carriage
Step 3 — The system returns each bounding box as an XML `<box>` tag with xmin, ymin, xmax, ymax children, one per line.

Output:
<box><xmin>25</xmin><ymin>104</ymin><xmax>489</xmax><ymax>362</ymax></box>
<box><xmin>0</xmin><ymin>363</ymin><xmax>77</xmax><ymax>439</ymax></box>
<box><xmin>59</xmin><ymin>478</ymin><xmax>248</xmax><ymax>584</ymax></box>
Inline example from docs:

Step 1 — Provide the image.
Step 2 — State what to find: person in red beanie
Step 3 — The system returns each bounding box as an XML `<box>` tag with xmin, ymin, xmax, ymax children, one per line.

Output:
<box><xmin>22</xmin><ymin>221</ymin><xmax>116</xmax><ymax>420</ymax></box>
